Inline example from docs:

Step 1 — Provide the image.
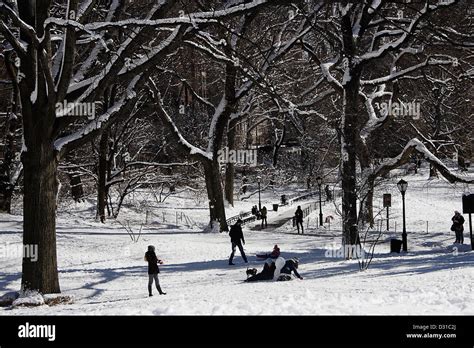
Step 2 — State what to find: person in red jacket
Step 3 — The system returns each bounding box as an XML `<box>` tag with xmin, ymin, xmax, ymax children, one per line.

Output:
<box><xmin>256</xmin><ymin>244</ymin><xmax>280</xmax><ymax>260</ymax></box>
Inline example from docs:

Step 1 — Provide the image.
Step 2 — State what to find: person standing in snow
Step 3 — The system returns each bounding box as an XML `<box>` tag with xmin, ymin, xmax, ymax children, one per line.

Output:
<box><xmin>144</xmin><ymin>245</ymin><xmax>166</xmax><ymax>297</ymax></box>
<box><xmin>229</xmin><ymin>219</ymin><xmax>248</xmax><ymax>265</ymax></box>
<box><xmin>260</xmin><ymin>206</ymin><xmax>268</xmax><ymax>229</ymax></box>
<box><xmin>295</xmin><ymin>206</ymin><xmax>304</xmax><ymax>234</ymax></box>
<box><xmin>451</xmin><ymin>210</ymin><xmax>465</xmax><ymax>244</ymax></box>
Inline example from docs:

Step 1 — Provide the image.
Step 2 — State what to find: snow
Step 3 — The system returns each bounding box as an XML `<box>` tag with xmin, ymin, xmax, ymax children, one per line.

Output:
<box><xmin>1</xmin><ymin>167</ymin><xmax>473</xmax><ymax>315</ymax></box>
<box><xmin>12</xmin><ymin>291</ymin><xmax>45</xmax><ymax>307</ymax></box>
<box><xmin>368</xmin><ymin>0</ymin><xmax>382</xmax><ymax>14</ymax></box>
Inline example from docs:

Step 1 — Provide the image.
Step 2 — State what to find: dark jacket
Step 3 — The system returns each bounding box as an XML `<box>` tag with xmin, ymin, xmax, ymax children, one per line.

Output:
<box><xmin>229</xmin><ymin>223</ymin><xmax>245</xmax><ymax>244</ymax></box>
<box><xmin>246</xmin><ymin>262</ymin><xmax>275</xmax><ymax>282</ymax></box>
<box><xmin>145</xmin><ymin>250</ymin><xmax>161</xmax><ymax>275</ymax></box>
<box><xmin>295</xmin><ymin>208</ymin><xmax>303</xmax><ymax>222</ymax></box>
<box><xmin>280</xmin><ymin>260</ymin><xmax>302</xmax><ymax>279</ymax></box>
<box><xmin>261</xmin><ymin>207</ymin><xmax>267</xmax><ymax>217</ymax></box>
<box><xmin>452</xmin><ymin>214</ymin><xmax>465</xmax><ymax>232</ymax></box>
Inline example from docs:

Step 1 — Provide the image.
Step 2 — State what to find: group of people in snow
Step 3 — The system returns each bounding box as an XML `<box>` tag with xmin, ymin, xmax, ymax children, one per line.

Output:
<box><xmin>143</xmin><ymin>208</ymin><xmax>466</xmax><ymax>296</ymax></box>
<box><xmin>251</xmin><ymin>205</ymin><xmax>268</xmax><ymax>229</ymax></box>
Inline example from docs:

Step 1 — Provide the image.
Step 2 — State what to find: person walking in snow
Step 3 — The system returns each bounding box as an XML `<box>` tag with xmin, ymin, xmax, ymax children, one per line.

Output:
<box><xmin>451</xmin><ymin>210</ymin><xmax>465</xmax><ymax>244</ymax></box>
<box><xmin>144</xmin><ymin>245</ymin><xmax>166</xmax><ymax>297</ymax></box>
<box><xmin>229</xmin><ymin>219</ymin><xmax>248</xmax><ymax>265</ymax></box>
<box><xmin>295</xmin><ymin>206</ymin><xmax>304</xmax><ymax>234</ymax></box>
<box><xmin>260</xmin><ymin>206</ymin><xmax>268</xmax><ymax>229</ymax></box>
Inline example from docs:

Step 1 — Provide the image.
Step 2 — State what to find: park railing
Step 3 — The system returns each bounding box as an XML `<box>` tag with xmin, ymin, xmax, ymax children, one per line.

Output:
<box><xmin>226</xmin><ymin>210</ymin><xmax>256</xmax><ymax>226</ymax></box>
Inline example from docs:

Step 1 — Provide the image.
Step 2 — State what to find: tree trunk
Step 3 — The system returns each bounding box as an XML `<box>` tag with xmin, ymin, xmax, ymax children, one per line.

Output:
<box><xmin>97</xmin><ymin>129</ymin><xmax>109</xmax><ymax>223</ymax></box>
<box><xmin>224</xmin><ymin>119</ymin><xmax>238</xmax><ymax>206</ymax></box>
<box><xmin>341</xmin><ymin>74</ymin><xmax>361</xmax><ymax>250</ymax></box>
<box><xmin>204</xmin><ymin>160</ymin><xmax>228</xmax><ymax>231</ymax></box>
<box><xmin>272</xmin><ymin>125</ymin><xmax>285</xmax><ymax>167</ymax></box>
<box><xmin>357</xmin><ymin>140</ymin><xmax>375</xmax><ymax>228</ymax></box>
<box><xmin>21</xmin><ymin>143</ymin><xmax>61</xmax><ymax>294</ymax></box>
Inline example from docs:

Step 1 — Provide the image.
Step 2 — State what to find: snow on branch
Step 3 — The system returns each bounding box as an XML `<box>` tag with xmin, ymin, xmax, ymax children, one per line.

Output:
<box><xmin>54</xmin><ymin>74</ymin><xmax>142</xmax><ymax>155</ymax></box>
<box><xmin>45</xmin><ymin>0</ymin><xmax>277</xmax><ymax>32</ymax></box>
<box><xmin>361</xmin><ymin>56</ymin><xmax>455</xmax><ymax>86</ymax></box>
<box><xmin>372</xmin><ymin>138</ymin><xmax>474</xmax><ymax>184</ymax></box>
<box><xmin>148</xmin><ymin>78</ymin><xmax>212</xmax><ymax>161</ymax></box>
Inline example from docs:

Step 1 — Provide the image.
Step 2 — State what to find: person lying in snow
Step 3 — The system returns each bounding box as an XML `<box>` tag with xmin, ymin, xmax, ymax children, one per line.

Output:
<box><xmin>245</xmin><ymin>258</ymin><xmax>276</xmax><ymax>282</ymax></box>
<box><xmin>246</xmin><ymin>257</ymin><xmax>303</xmax><ymax>282</ymax></box>
<box><xmin>144</xmin><ymin>245</ymin><xmax>166</xmax><ymax>296</ymax></box>
<box><xmin>256</xmin><ymin>244</ymin><xmax>280</xmax><ymax>260</ymax></box>
<box><xmin>278</xmin><ymin>258</ymin><xmax>303</xmax><ymax>281</ymax></box>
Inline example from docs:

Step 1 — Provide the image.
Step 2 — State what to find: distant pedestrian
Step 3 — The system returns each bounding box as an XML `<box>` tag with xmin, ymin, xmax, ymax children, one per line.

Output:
<box><xmin>260</xmin><ymin>206</ymin><xmax>268</xmax><ymax>229</ymax></box>
<box><xmin>295</xmin><ymin>206</ymin><xmax>304</xmax><ymax>234</ymax></box>
<box><xmin>451</xmin><ymin>210</ymin><xmax>465</xmax><ymax>244</ymax></box>
<box><xmin>325</xmin><ymin>185</ymin><xmax>332</xmax><ymax>201</ymax></box>
<box><xmin>144</xmin><ymin>245</ymin><xmax>166</xmax><ymax>297</ymax></box>
<box><xmin>307</xmin><ymin>176</ymin><xmax>311</xmax><ymax>189</ymax></box>
<box><xmin>229</xmin><ymin>219</ymin><xmax>248</xmax><ymax>265</ymax></box>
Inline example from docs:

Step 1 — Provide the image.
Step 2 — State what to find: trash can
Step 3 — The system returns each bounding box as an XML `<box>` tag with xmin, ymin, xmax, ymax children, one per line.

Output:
<box><xmin>390</xmin><ymin>239</ymin><xmax>403</xmax><ymax>253</ymax></box>
<box><xmin>273</xmin><ymin>204</ymin><xmax>279</xmax><ymax>212</ymax></box>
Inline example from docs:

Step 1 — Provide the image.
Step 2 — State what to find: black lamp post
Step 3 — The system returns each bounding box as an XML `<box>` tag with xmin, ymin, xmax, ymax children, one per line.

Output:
<box><xmin>257</xmin><ymin>176</ymin><xmax>262</xmax><ymax>211</ymax></box>
<box><xmin>397</xmin><ymin>179</ymin><xmax>408</xmax><ymax>252</ymax></box>
<box><xmin>316</xmin><ymin>176</ymin><xmax>323</xmax><ymax>226</ymax></box>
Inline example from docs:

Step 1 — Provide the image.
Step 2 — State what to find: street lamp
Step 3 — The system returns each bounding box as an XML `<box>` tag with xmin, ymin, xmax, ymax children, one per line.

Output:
<box><xmin>257</xmin><ymin>176</ymin><xmax>262</xmax><ymax>211</ymax></box>
<box><xmin>397</xmin><ymin>179</ymin><xmax>408</xmax><ymax>252</ymax></box>
<box><xmin>316</xmin><ymin>176</ymin><xmax>323</xmax><ymax>226</ymax></box>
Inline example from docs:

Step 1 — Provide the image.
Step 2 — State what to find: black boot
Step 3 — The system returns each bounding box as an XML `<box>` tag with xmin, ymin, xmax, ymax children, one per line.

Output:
<box><xmin>157</xmin><ymin>285</ymin><xmax>166</xmax><ymax>295</ymax></box>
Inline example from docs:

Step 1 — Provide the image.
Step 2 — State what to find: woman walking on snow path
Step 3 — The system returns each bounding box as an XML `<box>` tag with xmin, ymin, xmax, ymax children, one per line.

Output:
<box><xmin>145</xmin><ymin>245</ymin><xmax>166</xmax><ymax>296</ymax></box>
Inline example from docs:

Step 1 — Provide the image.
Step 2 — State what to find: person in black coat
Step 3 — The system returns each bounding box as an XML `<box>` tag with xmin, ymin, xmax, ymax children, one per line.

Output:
<box><xmin>280</xmin><ymin>258</ymin><xmax>303</xmax><ymax>280</ymax></box>
<box><xmin>228</xmin><ymin>219</ymin><xmax>248</xmax><ymax>265</ymax></box>
<box><xmin>451</xmin><ymin>211</ymin><xmax>465</xmax><ymax>244</ymax></box>
<box><xmin>295</xmin><ymin>206</ymin><xmax>304</xmax><ymax>234</ymax></box>
<box><xmin>144</xmin><ymin>245</ymin><xmax>166</xmax><ymax>296</ymax></box>
<box><xmin>246</xmin><ymin>259</ymin><xmax>276</xmax><ymax>282</ymax></box>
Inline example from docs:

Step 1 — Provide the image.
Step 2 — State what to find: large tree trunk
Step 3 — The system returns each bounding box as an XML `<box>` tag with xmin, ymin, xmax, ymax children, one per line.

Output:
<box><xmin>21</xmin><ymin>142</ymin><xmax>61</xmax><ymax>294</ymax></box>
<box><xmin>97</xmin><ymin>129</ymin><xmax>109</xmax><ymax>223</ymax></box>
<box><xmin>341</xmin><ymin>73</ymin><xmax>361</xmax><ymax>250</ymax></box>
<box><xmin>224</xmin><ymin>119</ymin><xmax>238</xmax><ymax>206</ymax></box>
<box><xmin>272</xmin><ymin>125</ymin><xmax>285</xmax><ymax>167</ymax></box>
<box><xmin>204</xmin><ymin>160</ymin><xmax>228</xmax><ymax>231</ymax></box>
<box><xmin>357</xmin><ymin>140</ymin><xmax>375</xmax><ymax>228</ymax></box>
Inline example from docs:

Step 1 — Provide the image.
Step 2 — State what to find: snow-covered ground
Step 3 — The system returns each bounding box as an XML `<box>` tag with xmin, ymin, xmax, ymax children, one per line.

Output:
<box><xmin>0</xmin><ymin>168</ymin><xmax>473</xmax><ymax>315</ymax></box>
